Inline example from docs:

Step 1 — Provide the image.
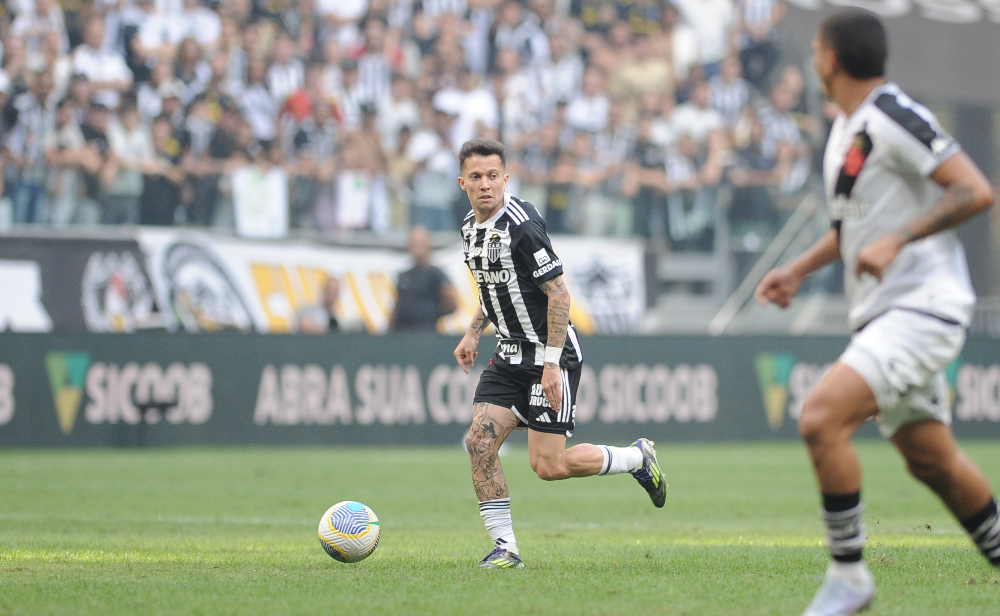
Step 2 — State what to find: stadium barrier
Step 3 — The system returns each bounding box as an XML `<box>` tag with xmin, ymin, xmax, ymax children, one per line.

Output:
<box><xmin>0</xmin><ymin>229</ymin><xmax>644</xmax><ymax>336</ymax></box>
<box><xmin>1</xmin><ymin>333</ymin><xmax>998</xmax><ymax>447</ymax></box>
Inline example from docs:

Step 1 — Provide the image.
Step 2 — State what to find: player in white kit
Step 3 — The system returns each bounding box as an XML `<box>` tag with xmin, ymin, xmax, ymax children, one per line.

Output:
<box><xmin>755</xmin><ymin>10</ymin><xmax>997</xmax><ymax>616</ymax></box>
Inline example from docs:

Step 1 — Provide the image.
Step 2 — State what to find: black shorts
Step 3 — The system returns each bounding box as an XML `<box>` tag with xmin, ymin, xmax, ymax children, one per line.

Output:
<box><xmin>473</xmin><ymin>358</ymin><xmax>581</xmax><ymax>436</ymax></box>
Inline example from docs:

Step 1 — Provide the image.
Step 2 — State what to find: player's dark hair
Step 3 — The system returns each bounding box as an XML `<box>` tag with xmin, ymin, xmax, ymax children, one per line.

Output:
<box><xmin>819</xmin><ymin>9</ymin><xmax>888</xmax><ymax>80</ymax></box>
<box><xmin>459</xmin><ymin>138</ymin><xmax>506</xmax><ymax>171</ymax></box>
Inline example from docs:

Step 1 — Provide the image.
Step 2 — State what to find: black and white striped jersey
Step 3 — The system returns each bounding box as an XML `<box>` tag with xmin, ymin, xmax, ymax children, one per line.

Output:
<box><xmin>461</xmin><ymin>193</ymin><xmax>583</xmax><ymax>368</ymax></box>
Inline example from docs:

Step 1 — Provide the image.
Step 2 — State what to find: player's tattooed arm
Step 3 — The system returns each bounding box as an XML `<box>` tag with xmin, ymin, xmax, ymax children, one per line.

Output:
<box><xmin>468</xmin><ymin>306</ymin><xmax>490</xmax><ymax>337</ymax></box>
<box><xmin>538</xmin><ymin>275</ymin><xmax>570</xmax><ymax>351</ymax></box>
<box><xmin>455</xmin><ymin>307</ymin><xmax>487</xmax><ymax>374</ymax></box>
<box><xmin>857</xmin><ymin>152</ymin><xmax>994</xmax><ymax>280</ymax></box>
<box><xmin>467</xmin><ymin>402</ymin><xmax>519</xmax><ymax>502</ymax></box>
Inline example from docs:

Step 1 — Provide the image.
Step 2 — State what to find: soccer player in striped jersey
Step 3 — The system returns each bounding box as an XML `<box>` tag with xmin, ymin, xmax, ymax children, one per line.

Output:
<box><xmin>453</xmin><ymin>138</ymin><xmax>667</xmax><ymax>569</ymax></box>
<box><xmin>755</xmin><ymin>10</ymin><xmax>997</xmax><ymax>615</ymax></box>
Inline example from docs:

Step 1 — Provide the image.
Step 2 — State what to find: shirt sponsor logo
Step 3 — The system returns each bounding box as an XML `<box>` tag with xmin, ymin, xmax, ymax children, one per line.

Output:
<box><xmin>472</xmin><ymin>269</ymin><xmax>511</xmax><ymax>284</ymax></box>
<box><xmin>533</xmin><ymin>248</ymin><xmax>551</xmax><ymax>266</ymax></box>
<box><xmin>829</xmin><ymin>196</ymin><xmax>871</xmax><ymax>221</ymax></box>
<box><xmin>532</xmin><ymin>259</ymin><xmax>562</xmax><ymax>278</ymax></box>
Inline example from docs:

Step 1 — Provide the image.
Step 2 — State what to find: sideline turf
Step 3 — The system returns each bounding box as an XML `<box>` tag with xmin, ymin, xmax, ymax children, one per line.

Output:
<box><xmin>1</xmin><ymin>442</ymin><xmax>997</xmax><ymax>615</ymax></box>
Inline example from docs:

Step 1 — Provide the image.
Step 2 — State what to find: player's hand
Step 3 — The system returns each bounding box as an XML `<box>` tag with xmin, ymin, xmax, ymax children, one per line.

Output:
<box><xmin>541</xmin><ymin>364</ymin><xmax>562</xmax><ymax>412</ymax></box>
<box><xmin>856</xmin><ymin>233</ymin><xmax>906</xmax><ymax>281</ymax></box>
<box><xmin>754</xmin><ymin>266</ymin><xmax>802</xmax><ymax>308</ymax></box>
<box><xmin>453</xmin><ymin>332</ymin><xmax>479</xmax><ymax>374</ymax></box>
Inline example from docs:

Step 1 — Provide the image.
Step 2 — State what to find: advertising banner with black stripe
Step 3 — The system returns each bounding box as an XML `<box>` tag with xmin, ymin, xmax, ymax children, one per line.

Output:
<box><xmin>0</xmin><ymin>237</ymin><xmax>166</xmax><ymax>333</ymax></box>
<box><xmin>0</xmin><ymin>230</ymin><xmax>644</xmax><ymax>336</ymax></box>
<box><xmin>0</xmin><ymin>333</ymin><xmax>997</xmax><ymax>448</ymax></box>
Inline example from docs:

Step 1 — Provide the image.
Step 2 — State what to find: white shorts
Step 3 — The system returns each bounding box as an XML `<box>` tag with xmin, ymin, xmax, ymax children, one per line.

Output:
<box><xmin>840</xmin><ymin>309</ymin><xmax>966</xmax><ymax>438</ymax></box>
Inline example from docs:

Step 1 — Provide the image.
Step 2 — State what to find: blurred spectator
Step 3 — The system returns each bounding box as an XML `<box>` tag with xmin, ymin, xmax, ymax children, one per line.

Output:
<box><xmin>73</xmin><ymin>18</ymin><xmax>133</xmax><ymax>109</ymax></box>
<box><xmin>140</xmin><ymin>114</ymin><xmax>185</xmax><ymax>225</ymax></box>
<box><xmin>0</xmin><ymin>0</ymin><xmax>815</xmax><ymax>250</ymax></box>
<box><xmin>623</xmin><ymin>115</ymin><xmax>668</xmax><ymax>239</ymax></box>
<box><xmin>46</xmin><ymin>97</ymin><xmax>100</xmax><ymax>225</ymax></box>
<box><xmin>407</xmin><ymin>107</ymin><xmax>460</xmax><ymax>231</ymax></box>
<box><xmin>297</xmin><ymin>274</ymin><xmax>340</xmax><ymax>334</ymax></box>
<box><xmin>5</xmin><ymin>68</ymin><xmax>55</xmax><ymax>224</ymax></box>
<box><xmin>674</xmin><ymin>0</ymin><xmax>735</xmax><ymax>77</ymax></box>
<box><xmin>390</xmin><ymin>225</ymin><xmax>457</xmax><ymax>332</ymax></box>
<box><xmin>672</xmin><ymin>80</ymin><xmax>723</xmax><ymax>147</ymax></box>
<box><xmin>565</xmin><ymin>66</ymin><xmax>607</xmax><ymax>133</ymax></box>
<box><xmin>103</xmin><ymin>96</ymin><xmax>154</xmax><ymax>224</ymax></box>
<box><xmin>709</xmin><ymin>55</ymin><xmax>750</xmax><ymax>128</ymax></box>
<box><xmin>737</xmin><ymin>0</ymin><xmax>784</xmax><ymax>91</ymax></box>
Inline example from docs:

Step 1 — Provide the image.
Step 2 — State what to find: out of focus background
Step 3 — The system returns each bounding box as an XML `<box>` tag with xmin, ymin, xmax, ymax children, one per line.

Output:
<box><xmin>0</xmin><ymin>0</ymin><xmax>998</xmax><ymax>447</ymax></box>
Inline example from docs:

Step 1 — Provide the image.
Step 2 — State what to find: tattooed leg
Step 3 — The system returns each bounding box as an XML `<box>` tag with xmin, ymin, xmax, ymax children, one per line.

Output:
<box><xmin>465</xmin><ymin>402</ymin><xmax>520</xmax><ymax>501</ymax></box>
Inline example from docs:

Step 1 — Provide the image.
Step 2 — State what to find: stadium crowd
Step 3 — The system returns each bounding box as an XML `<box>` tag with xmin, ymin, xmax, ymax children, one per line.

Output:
<box><xmin>0</xmin><ymin>0</ymin><xmax>826</xmax><ymax>249</ymax></box>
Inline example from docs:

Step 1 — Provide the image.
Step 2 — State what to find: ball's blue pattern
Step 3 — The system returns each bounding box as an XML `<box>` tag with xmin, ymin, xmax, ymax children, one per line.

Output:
<box><xmin>329</xmin><ymin>502</ymin><xmax>372</xmax><ymax>535</ymax></box>
<box><xmin>320</xmin><ymin>538</ymin><xmax>349</xmax><ymax>562</ymax></box>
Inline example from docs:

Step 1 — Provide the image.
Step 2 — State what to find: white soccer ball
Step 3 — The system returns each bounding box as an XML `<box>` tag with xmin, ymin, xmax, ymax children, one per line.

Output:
<box><xmin>318</xmin><ymin>501</ymin><xmax>381</xmax><ymax>563</ymax></box>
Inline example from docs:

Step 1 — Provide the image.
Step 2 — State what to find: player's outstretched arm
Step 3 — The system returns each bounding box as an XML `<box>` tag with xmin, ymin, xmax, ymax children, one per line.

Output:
<box><xmin>856</xmin><ymin>152</ymin><xmax>995</xmax><ymax>280</ymax></box>
<box><xmin>756</xmin><ymin>228</ymin><xmax>841</xmax><ymax>308</ymax></box>
<box><xmin>454</xmin><ymin>306</ymin><xmax>488</xmax><ymax>374</ymax></box>
<box><xmin>538</xmin><ymin>276</ymin><xmax>570</xmax><ymax>411</ymax></box>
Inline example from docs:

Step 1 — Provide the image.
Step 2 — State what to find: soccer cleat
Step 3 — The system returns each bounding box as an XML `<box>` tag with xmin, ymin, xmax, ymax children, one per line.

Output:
<box><xmin>801</xmin><ymin>562</ymin><xmax>875</xmax><ymax>616</ymax></box>
<box><xmin>631</xmin><ymin>438</ymin><xmax>667</xmax><ymax>508</ymax></box>
<box><xmin>478</xmin><ymin>546</ymin><xmax>524</xmax><ymax>569</ymax></box>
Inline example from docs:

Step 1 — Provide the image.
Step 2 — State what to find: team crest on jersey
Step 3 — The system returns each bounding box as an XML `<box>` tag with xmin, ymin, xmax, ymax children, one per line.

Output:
<box><xmin>486</xmin><ymin>233</ymin><xmax>502</xmax><ymax>263</ymax></box>
<box><xmin>835</xmin><ymin>127</ymin><xmax>873</xmax><ymax>199</ymax></box>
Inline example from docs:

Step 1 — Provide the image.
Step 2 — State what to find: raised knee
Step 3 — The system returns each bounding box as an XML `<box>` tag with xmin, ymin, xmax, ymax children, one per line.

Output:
<box><xmin>798</xmin><ymin>396</ymin><xmax>833</xmax><ymax>445</ymax></box>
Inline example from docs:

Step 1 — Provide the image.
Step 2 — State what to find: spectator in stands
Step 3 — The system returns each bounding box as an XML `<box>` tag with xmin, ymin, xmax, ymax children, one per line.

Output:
<box><xmin>267</xmin><ymin>29</ymin><xmax>304</xmax><ymax>107</ymax></box>
<box><xmin>46</xmin><ymin>97</ymin><xmax>99</xmax><ymax>225</ymax></box>
<box><xmin>103</xmin><ymin>95</ymin><xmax>154</xmax><ymax>224</ymax></box>
<box><xmin>709</xmin><ymin>55</ymin><xmax>750</xmax><ymax>129</ymax></box>
<box><xmin>140</xmin><ymin>114</ymin><xmax>185</xmax><ymax>225</ymax></box>
<box><xmin>297</xmin><ymin>274</ymin><xmax>340</xmax><ymax>334</ymax></box>
<box><xmin>390</xmin><ymin>225</ymin><xmax>457</xmax><ymax>332</ymax></box>
<box><xmin>671</xmin><ymin>79</ymin><xmax>723</xmax><ymax>147</ymax></box>
<box><xmin>566</xmin><ymin>66</ymin><xmax>608</xmax><ymax>133</ymax></box>
<box><xmin>737</xmin><ymin>0</ymin><xmax>783</xmax><ymax>90</ymax></box>
<box><xmin>624</xmin><ymin>115</ymin><xmax>668</xmax><ymax>239</ymax></box>
<box><xmin>177</xmin><ymin>0</ymin><xmax>222</xmax><ymax>51</ymax></box>
<box><xmin>72</xmin><ymin>18</ymin><xmax>133</xmax><ymax>109</ymax></box>
<box><xmin>5</xmin><ymin>67</ymin><xmax>55</xmax><ymax>224</ymax></box>
<box><xmin>656</xmin><ymin>1</ymin><xmax>700</xmax><ymax>89</ymax></box>
<box><xmin>674</xmin><ymin>0</ymin><xmax>735</xmax><ymax>78</ymax></box>
<box><xmin>407</xmin><ymin>106</ymin><xmax>460</xmax><ymax>231</ymax></box>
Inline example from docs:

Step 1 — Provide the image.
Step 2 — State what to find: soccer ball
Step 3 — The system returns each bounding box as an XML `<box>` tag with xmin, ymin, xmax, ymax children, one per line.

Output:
<box><xmin>318</xmin><ymin>501</ymin><xmax>381</xmax><ymax>563</ymax></box>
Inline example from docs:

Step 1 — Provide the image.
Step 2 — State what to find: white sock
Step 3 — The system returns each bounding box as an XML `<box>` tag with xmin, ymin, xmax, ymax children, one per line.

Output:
<box><xmin>598</xmin><ymin>445</ymin><xmax>644</xmax><ymax>475</ymax></box>
<box><xmin>479</xmin><ymin>498</ymin><xmax>517</xmax><ymax>554</ymax></box>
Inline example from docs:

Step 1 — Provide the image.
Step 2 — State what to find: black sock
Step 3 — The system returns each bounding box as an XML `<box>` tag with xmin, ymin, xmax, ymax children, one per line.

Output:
<box><xmin>822</xmin><ymin>492</ymin><xmax>864</xmax><ymax>563</ymax></box>
<box><xmin>960</xmin><ymin>498</ymin><xmax>1000</xmax><ymax>568</ymax></box>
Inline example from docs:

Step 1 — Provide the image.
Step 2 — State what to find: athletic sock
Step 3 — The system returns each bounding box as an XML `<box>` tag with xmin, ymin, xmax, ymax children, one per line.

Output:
<box><xmin>597</xmin><ymin>445</ymin><xmax>644</xmax><ymax>475</ymax></box>
<box><xmin>479</xmin><ymin>498</ymin><xmax>518</xmax><ymax>555</ymax></box>
<box><xmin>822</xmin><ymin>492</ymin><xmax>865</xmax><ymax>564</ymax></box>
<box><xmin>960</xmin><ymin>497</ymin><xmax>1000</xmax><ymax>568</ymax></box>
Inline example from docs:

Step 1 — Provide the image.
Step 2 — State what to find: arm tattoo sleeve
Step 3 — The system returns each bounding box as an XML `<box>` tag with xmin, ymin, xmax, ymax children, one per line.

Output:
<box><xmin>538</xmin><ymin>276</ymin><xmax>570</xmax><ymax>353</ymax></box>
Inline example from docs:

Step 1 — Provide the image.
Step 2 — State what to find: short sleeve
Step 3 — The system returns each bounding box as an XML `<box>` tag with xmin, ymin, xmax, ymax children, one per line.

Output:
<box><xmin>515</xmin><ymin>218</ymin><xmax>563</xmax><ymax>286</ymax></box>
<box><xmin>875</xmin><ymin>93</ymin><xmax>960</xmax><ymax>177</ymax></box>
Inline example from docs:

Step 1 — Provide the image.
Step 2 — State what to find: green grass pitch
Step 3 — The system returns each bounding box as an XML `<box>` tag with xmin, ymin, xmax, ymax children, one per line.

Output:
<box><xmin>1</xmin><ymin>441</ymin><xmax>998</xmax><ymax>615</ymax></box>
